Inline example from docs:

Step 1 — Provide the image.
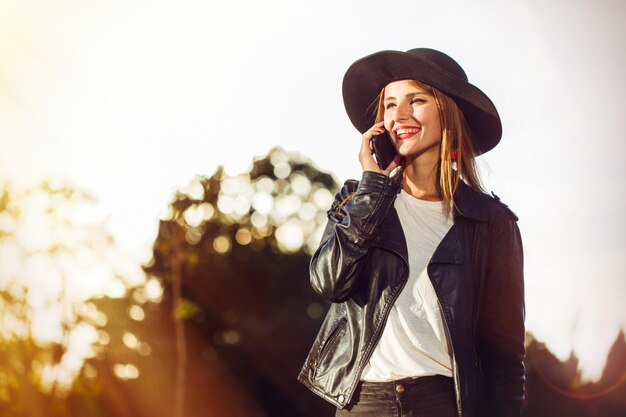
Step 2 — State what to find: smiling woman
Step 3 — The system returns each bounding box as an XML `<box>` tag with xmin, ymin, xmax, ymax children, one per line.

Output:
<box><xmin>299</xmin><ymin>48</ymin><xmax>525</xmax><ymax>417</ymax></box>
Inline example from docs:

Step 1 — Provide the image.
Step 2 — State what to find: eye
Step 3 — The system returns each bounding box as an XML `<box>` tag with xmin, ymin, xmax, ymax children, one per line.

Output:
<box><xmin>385</xmin><ymin>102</ymin><xmax>396</xmax><ymax>110</ymax></box>
<box><xmin>411</xmin><ymin>97</ymin><xmax>426</xmax><ymax>105</ymax></box>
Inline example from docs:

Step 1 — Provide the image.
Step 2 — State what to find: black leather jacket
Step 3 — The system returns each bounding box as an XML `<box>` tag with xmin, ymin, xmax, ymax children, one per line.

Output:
<box><xmin>298</xmin><ymin>171</ymin><xmax>525</xmax><ymax>417</ymax></box>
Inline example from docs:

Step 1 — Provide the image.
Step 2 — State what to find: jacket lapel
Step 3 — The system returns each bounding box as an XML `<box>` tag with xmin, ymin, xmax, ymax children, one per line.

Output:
<box><xmin>430</xmin><ymin>225</ymin><xmax>463</xmax><ymax>265</ymax></box>
<box><xmin>373</xmin><ymin>180</ymin><xmax>487</xmax><ymax>266</ymax></box>
<box><xmin>430</xmin><ymin>182</ymin><xmax>487</xmax><ymax>265</ymax></box>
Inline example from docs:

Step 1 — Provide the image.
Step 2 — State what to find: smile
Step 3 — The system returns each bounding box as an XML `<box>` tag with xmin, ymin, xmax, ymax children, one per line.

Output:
<box><xmin>395</xmin><ymin>128</ymin><xmax>420</xmax><ymax>135</ymax></box>
<box><xmin>394</xmin><ymin>127</ymin><xmax>421</xmax><ymax>140</ymax></box>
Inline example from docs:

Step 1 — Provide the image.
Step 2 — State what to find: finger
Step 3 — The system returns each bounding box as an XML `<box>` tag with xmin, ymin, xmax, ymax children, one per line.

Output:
<box><xmin>359</xmin><ymin>122</ymin><xmax>387</xmax><ymax>174</ymax></box>
<box><xmin>365</xmin><ymin>122</ymin><xmax>385</xmax><ymax>137</ymax></box>
<box><xmin>359</xmin><ymin>136</ymin><xmax>376</xmax><ymax>163</ymax></box>
<box><xmin>359</xmin><ymin>143</ymin><xmax>382</xmax><ymax>174</ymax></box>
<box><xmin>364</xmin><ymin>130</ymin><xmax>382</xmax><ymax>144</ymax></box>
<box><xmin>361</xmin><ymin>133</ymin><xmax>373</xmax><ymax>152</ymax></box>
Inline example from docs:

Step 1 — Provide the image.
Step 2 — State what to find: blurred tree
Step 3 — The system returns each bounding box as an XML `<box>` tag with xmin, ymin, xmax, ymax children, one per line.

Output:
<box><xmin>146</xmin><ymin>147</ymin><xmax>338</xmax><ymax>417</ymax></box>
<box><xmin>524</xmin><ymin>332</ymin><xmax>626</xmax><ymax>416</ymax></box>
<box><xmin>0</xmin><ymin>180</ymin><xmax>146</xmax><ymax>417</ymax></box>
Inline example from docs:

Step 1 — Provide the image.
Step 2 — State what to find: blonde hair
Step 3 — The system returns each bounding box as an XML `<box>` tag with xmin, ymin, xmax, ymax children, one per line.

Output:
<box><xmin>373</xmin><ymin>80</ymin><xmax>484</xmax><ymax>212</ymax></box>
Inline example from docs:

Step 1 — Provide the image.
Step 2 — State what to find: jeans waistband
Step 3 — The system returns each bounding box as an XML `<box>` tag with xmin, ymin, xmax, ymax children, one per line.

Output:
<box><xmin>359</xmin><ymin>375</ymin><xmax>453</xmax><ymax>392</ymax></box>
<box><xmin>340</xmin><ymin>375</ymin><xmax>457</xmax><ymax>415</ymax></box>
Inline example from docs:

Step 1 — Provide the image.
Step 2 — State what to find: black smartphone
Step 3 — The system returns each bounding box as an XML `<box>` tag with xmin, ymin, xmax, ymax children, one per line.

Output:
<box><xmin>370</xmin><ymin>130</ymin><xmax>398</xmax><ymax>170</ymax></box>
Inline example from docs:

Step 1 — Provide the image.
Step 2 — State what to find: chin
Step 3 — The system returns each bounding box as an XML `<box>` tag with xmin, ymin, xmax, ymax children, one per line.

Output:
<box><xmin>397</xmin><ymin>142</ymin><xmax>440</xmax><ymax>159</ymax></box>
<box><xmin>397</xmin><ymin>145</ymin><xmax>421</xmax><ymax>157</ymax></box>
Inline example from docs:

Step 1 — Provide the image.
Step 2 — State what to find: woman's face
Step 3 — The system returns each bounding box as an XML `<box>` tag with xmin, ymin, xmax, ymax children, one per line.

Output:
<box><xmin>383</xmin><ymin>80</ymin><xmax>442</xmax><ymax>160</ymax></box>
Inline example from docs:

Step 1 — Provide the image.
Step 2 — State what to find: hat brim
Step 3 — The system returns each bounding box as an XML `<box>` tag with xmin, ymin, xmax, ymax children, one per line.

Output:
<box><xmin>342</xmin><ymin>50</ymin><xmax>502</xmax><ymax>155</ymax></box>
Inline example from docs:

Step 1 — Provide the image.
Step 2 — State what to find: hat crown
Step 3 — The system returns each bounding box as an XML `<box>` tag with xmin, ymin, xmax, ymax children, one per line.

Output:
<box><xmin>406</xmin><ymin>48</ymin><xmax>468</xmax><ymax>82</ymax></box>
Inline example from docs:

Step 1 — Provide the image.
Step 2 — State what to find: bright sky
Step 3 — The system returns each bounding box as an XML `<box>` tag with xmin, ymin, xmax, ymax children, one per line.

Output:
<box><xmin>1</xmin><ymin>0</ymin><xmax>625</xmax><ymax>381</ymax></box>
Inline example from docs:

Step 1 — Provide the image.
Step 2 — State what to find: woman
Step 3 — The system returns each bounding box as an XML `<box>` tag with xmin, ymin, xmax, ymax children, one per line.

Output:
<box><xmin>298</xmin><ymin>48</ymin><xmax>525</xmax><ymax>417</ymax></box>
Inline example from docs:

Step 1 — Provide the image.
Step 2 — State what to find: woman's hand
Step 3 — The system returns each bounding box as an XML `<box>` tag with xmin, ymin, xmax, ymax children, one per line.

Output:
<box><xmin>358</xmin><ymin>121</ymin><xmax>404</xmax><ymax>177</ymax></box>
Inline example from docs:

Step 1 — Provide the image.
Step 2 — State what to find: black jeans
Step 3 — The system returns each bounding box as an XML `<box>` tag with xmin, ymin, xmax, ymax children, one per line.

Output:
<box><xmin>335</xmin><ymin>375</ymin><xmax>457</xmax><ymax>417</ymax></box>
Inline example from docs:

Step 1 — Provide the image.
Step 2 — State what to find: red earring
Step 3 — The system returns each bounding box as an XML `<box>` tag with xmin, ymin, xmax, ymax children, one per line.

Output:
<box><xmin>450</xmin><ymin>150</ymin><xmax>458</xmax><ymax>160</ymax></box>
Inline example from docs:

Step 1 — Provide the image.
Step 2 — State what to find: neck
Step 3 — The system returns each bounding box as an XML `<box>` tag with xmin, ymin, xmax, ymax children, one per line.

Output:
<box><xmin>401</xmin><ymin>150</ymin><xmax>440</xmax><ymax>201</ymax></box>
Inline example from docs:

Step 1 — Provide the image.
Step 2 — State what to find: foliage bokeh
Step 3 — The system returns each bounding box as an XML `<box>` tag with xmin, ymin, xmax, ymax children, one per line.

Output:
<box><xmin>145</xmin><ymin>147</ymin><xmax>339</xmax><ymax>416</ymax></box>
<box><xmin>0</xmin><ymin>180</ymin><xmax>149</xmax><ymax>416</ymax></box>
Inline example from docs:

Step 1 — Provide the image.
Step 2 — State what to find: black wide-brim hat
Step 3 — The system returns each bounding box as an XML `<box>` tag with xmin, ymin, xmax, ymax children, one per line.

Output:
<box><xmin>342</xmin><ymin>48</ymin><xmax>502</xmax><ymax>155</ymax></box>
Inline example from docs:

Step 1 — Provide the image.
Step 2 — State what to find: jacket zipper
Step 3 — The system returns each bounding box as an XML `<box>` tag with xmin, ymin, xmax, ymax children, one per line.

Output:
<box><xmin>350</xmin><ymin>245</ymin><xmax>409</xmax><ymax>398</ymax></box>
<box><xmin>316</xmin><ymin>319</ymin><xmax>347</xmax><ymax>367</ymax></box>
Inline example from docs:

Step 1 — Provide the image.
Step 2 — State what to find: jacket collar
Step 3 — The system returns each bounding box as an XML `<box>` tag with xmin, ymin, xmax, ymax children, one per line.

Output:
<box><xmin>375</xmin><ymin>180</ymin><xmax>487</xmax><ymax>264</ymax></box>
<box><xmin>452</xmin><ymin>180</ymin><xmax>488</xmax><ymax>222</ymax></box>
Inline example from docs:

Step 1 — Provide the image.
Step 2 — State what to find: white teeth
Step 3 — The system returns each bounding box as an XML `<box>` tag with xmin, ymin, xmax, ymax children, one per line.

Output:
<box><xmin>396</xmin><ymin>128</ymin><xmax>420</xmax><ymax>135</ymax></box>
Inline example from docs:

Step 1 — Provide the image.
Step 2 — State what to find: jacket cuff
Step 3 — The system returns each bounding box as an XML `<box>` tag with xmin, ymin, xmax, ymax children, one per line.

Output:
<box><xmin>357</xmin><ymin>171</ymin><xmax>402</xmax><ymax>197</ymax></box>
<box><xmin>340</xmin><ymin>171</ymin><xmax>401</xmax><ymax>247</ymax></box>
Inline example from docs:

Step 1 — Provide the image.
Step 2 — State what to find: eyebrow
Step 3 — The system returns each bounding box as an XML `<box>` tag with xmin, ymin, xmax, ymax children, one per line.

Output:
<box><xmin>384</xmin><ymin>92</ymin><xmax>429</xmax><ymax>102</ymax></box>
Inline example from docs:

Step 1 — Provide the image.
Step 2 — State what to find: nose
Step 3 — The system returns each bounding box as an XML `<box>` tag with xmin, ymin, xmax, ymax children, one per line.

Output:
<box><xmin>393</xmin><ymin>102</ymin><xmax>411</xmax><ymax>122</ymax></box>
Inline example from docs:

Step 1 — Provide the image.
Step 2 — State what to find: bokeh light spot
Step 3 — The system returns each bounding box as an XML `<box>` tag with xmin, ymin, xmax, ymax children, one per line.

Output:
<box><xmin>213</xmin><ymin>235</ymin><xmax>232</xmax><ymax>254</ymax></box>
<box><xmin>105</xmin><ymin>279</ymin><xmax>126</xmax><ymax>298</ymax></box>
<box><xmin>183</xmin><ymin>205</ymin><xmax>206</xmax><ymax>228</ymax></box>
<box><xmin>274</xmin><ymin>195</ymin><xmax>301</xmax><ymax>219</ymax></box>
<box><xmin>252</xmin><ymin>191</ymin><xmax>273</xmax><ymax>215</ymax></box>
<box><xmin>233</xmin><ymin>195</ymin><xmax>251</xmax><ymax>217</ymax></box>
<box><xmin>83</xmin><ymin>363</ymin><xmax>98</xmax><ymax>379</ymax></box>
<box><xmin>273</xmin><ymin>161</ymin><xmax>291</xmax><ymax>179</ymax></box>
<box><xmin>145</xmin><ymin>277</ymin><xmax>164</xmax><ymax>302</ymax></box>
<box><xmin>298</xmin><ymin>202</ymin><xmax>317</xmax><ymax>222</ymax></box>
<box><xmin>113</xmin><ymin>363</ymin><xmax>140</xmax><ymax>380</ymax></box>
<box><xmin>132</xmin><ymin>288</ymin><xmax>149</xmax><ymax>305</ymax></box>
<box><xmin>222</xmin><ymin>329</ymin><xmax>240</xmax><ymax>345</ymax></box>
<box><xmin>186</xmin><ymin>179</ymin><xmax>205</xmax><ymax>201</ymax></box>
<box><xmin>269</xmin><ymin>148</ymin><xmax>289</xmax><ymax>165</ymax></box>
<box><xmin>275</xmin><ymin>221</ymin><xmax>304</xmax><ymax>253</ymax></box>
<box><xmin>128</xmin><ymin>304</ymin><xmax>145</xmax><ymax>321</ymax></box>
<box><xmin>185</xmin><ymin>228</ymin><xmax>202</xmax><ymax>245</ymax></box>
<box><xmin>313</xmin><ymin>188</ymin><xmax>333</xmax><ymax>210</ymax></box>
<box><xmin>307</xmin><ymin>303</ymin><xmax>324</xmax><ymax>319</ymax></box>
<box><xmin>122</xmin><ymin>332</ymin><xmax>139</xmax><ymax>350</ymax></box>
<box><xmin>199</xmin><ymin>202</ymin><xmax>215</xmax><ymax>221</ymax></box>
<box><xmin>217</xmin><ymin>194</ymin><xmax>234</xmax><ymax>214</ymax></box>
<box><xmin>250</xmin><ymin>212</ymin><xmax>268</xmax><ymax>229</ymax></box>
<box><xmin>98</xmin><ymin>330</ymin><xmax>110</xmax><ymax>345</ymax></box>
<box><xmin>255</xmin><ymin>176</ymin><xmax>275</xmax><ymax>193</ymax></box>
<box><xmin>235</xmin><ymin>228</ymin><xmax>252</xmax><ymax>245</ymax></box>
<box><xmin>290</xmin><ymin>172</ymin><xmax>312</xmax><ymax>196</ymax></box>
<box><xmin>252</xmin><ymin>224</ymin><xmax>273</xmax><ymax>239</ymax></box>
<box><xmin>138</xmin><ymin>342</ymin><xmax>152</xmax><ymax>356</ymax></box>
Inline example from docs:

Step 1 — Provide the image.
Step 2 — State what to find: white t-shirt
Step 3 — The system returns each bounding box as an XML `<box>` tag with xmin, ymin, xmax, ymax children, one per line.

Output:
<box><xmin>361</xmin><ymin>189</ymin><xmax>454</xmax><ymax>381</ymax></box>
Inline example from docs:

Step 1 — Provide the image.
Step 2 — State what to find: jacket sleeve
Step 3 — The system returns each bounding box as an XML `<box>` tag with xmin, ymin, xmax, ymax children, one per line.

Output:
<box><xmin>478</xmin><ymin>209</ymin><xmax>526</xmax><ymax>417</ymax></box>
<box><xmin>309</xmin><ymin>171</ymin><xmax>401</xmax><ymax>303</ymax></box>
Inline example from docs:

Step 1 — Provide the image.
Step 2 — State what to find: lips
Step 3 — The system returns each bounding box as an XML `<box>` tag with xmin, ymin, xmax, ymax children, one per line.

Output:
<box><xmin>394</xmin><ymin>126</ymin><xmax>421</xmax><ymax>140</ymax></box>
